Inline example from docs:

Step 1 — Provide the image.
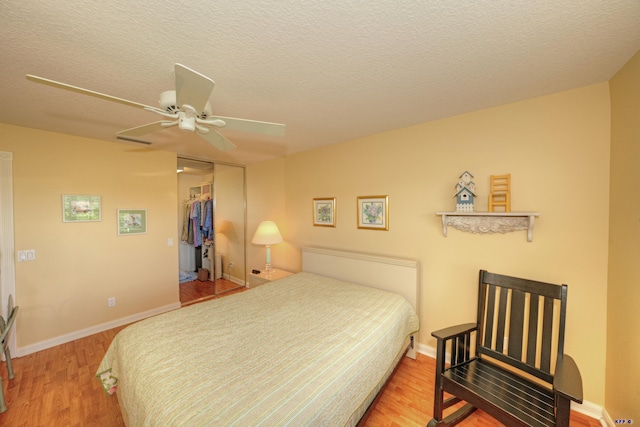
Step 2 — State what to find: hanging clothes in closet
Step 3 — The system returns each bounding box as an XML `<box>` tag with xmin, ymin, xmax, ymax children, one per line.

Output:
<box><xmin>181</xmin><ymin>197</ymin><xmax>214</xmax><ymax>248</ymax></box>
<box><xmin>192</xmin><ymin>199</ymin><xmax>202</xmax><ymax>247</ymax></box>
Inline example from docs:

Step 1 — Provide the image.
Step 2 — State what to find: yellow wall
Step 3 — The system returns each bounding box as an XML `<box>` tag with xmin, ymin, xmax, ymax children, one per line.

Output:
<box><xmin>0</xmin><ymin>124</ymin><xmax>179</xmax><ymax>349</ymax></box>
<box><xmin>246</xmin><ymin>157</ymin><xmax>289</xmax><ymax>273</ymax></box>
<box><xmin>0</xmin><ymin>80</ymin><xmax>618</xmax><ymax>410</ymax></box>
<box><xmin>606</xmin><ymin>50</ymin><xmax>640</xmax><ymax>421</ymax></box>
<box><xmin>247</xmin><ymin>83</ymin><xmax>611</xmax><ymax>405</ymax></box>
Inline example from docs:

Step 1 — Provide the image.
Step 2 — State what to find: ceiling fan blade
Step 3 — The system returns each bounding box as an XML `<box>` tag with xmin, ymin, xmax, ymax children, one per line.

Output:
<box><xmin>26</xmin><ymin>74</ymin><xmax>161</xmax><ymax>111</ymax></box>
<box><xmin>205</xmin><ymin>116</ymin><xmax>286</xmax><ymax>137</ymax></box>
<box><xmin>116</xmin><ymin>135</ymin><xmax>153</xmax><ymax>145</ymax></box>
<box><xmin>198</xmin><ymin>129</ymin><xmax>237</xmax><ymax>152</ymax></box>
<box><xmin>174</xmin><ymin>64</ymin><xmax>215</xmax><ymax>114</ymax></box>
<box><xmin>117</xmin><ymin>121</ymin><xmax>171</xmax><ymax>137</ymax></box>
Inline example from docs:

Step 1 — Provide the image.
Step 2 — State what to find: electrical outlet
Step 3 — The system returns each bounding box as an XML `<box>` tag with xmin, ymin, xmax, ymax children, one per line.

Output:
<box><xmin>107</xmin><ymin>297</ymin><xmax>116</xmax><ymax>307</ymax></box>
<box><xmin>229</xmin><ymin>262</ymin><xmax>234</xmax><ymax>269</ymax></box>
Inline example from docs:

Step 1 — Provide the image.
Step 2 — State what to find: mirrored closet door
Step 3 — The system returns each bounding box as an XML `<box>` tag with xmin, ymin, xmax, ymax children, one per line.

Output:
<box><xmin>178</xmin><ymin>158</ymin><xmax>246</xmax><ymax>304</ymax></box>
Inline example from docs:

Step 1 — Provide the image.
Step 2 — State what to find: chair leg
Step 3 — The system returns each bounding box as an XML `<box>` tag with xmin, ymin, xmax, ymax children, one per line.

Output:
<box><xmin>429</xmin><ymin>402</ymin><xmax>478</xmax><ymax>426</ymax></box>
<box><xmin>4</xmin><ymin>348</ymin><xmax>14</xmax><ymax>380</ymax></box>
<box><xmin>428</xmin><ymin>385</ymin><xmax>445</xmax><ymax>425</ymax></box>
<box><xmin>555</xmin><ymin>395</ymin><xmax>571</xmax><ymax>427</ymax></box>
<box><xmin>0</xmin><ymin>377</ymin><xmax>6</xmax><ymax>413</ymax></box>
<box><xmin>430</xmin><ymin>340</ymin><xmax>446</xmax><ymax>423</ymax></box>
<box><xmin>1</xmin><ymin>347</ymin><xmax>15</xmax><ymax>413</ymax></box>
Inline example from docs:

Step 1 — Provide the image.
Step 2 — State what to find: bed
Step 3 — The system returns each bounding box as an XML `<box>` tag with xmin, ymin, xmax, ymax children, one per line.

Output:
<box><xmin>96</xmin><ymin>247</ymin><xmax>420</xmax><ymax>426</ymax></box>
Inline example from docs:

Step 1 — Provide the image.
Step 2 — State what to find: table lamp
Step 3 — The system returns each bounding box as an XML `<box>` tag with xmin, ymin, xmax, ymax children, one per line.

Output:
<box><xmin>251</xmin><ymin>221</ymin><xmax>283</xmax><ymax>274</ymax></box>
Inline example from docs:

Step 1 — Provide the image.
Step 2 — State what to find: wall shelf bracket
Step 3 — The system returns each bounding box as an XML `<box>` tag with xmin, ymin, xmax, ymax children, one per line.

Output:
<box><xmin>436</xmin><ymin>212</ymin><xmax>540</xmax><ymax>242</ymax></box>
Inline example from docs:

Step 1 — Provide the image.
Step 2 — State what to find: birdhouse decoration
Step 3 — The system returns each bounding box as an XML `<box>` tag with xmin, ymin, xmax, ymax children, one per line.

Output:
<box><xmin>454</xmin><ymin>171</ymin><xmax>477</xmax><ymax>212</ymax></box>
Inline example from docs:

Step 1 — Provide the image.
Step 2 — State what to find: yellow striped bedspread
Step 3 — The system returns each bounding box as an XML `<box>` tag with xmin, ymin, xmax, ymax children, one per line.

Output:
<box><xmin>96</xmin><ymin>272</ymin><xmax>420</xmax><ymax>426</ymax></box>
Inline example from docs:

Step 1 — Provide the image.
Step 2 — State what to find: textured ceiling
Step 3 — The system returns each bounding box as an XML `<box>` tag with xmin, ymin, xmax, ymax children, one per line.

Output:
<box><xmin>1</xmin><ymin>1</ymin><xmax>639</xmax><ymax>165</ymax></box>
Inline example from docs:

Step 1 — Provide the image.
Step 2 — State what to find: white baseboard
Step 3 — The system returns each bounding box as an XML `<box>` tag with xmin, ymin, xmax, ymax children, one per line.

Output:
<box><xmin>600</xmin><ymin>409</ymin><xmax>615</xmax><ymax>427</ymax></box>
<box><xmin>572</xmin><ymin>400</ymin><xmax>607</xmax><ymax>423</ymax></box>
<box><xmin>417</xmin><ymin>342</ymin><xmax>436</xmax><ymax>359</ymax></box>
<box><xmin>416</xmin><ymin>343</ymin><xmax>606</xmax><ymax>424</ymax></box>
<box><xmin>224</xmin><ymin>273</ymin><xmax>247</xmax><ymax>286</ymax></box>
<box><xmin>16</xmin><ymin>302</ymin><xmax>181</xmax><ymax>358</ymax></box>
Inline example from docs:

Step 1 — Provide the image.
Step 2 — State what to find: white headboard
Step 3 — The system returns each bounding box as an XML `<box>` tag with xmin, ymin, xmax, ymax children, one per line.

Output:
<box><xmin>301</xmin><ymin>246</ymin><xmax>419</xmax><ymax>313</ymax></box>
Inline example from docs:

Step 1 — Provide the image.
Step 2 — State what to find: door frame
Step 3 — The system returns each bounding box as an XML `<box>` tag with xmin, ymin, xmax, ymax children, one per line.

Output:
<box><xmin>0</xmin><ymin>151</ymin><xmax>17</xmax><ymax>355</ymax></box>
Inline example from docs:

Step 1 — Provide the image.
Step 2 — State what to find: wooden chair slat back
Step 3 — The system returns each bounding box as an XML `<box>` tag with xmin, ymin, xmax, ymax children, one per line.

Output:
<box><xmin>477</xmin><ymin>270</ymin><xmax>568</xmax><ymax>384</ymax></box>
<box><xmin>488</xmin><ymin>174</ymin><xmax>511</xmax><ymax>212</ymax></box>
<box><xmin>489</xmin><ymin>174</ymin><xmax>511</xmax><ymax>194</ymax></box>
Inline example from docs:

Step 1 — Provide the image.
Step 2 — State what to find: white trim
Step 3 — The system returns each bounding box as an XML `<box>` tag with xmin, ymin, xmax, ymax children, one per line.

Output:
<box><xmin>417</xmin><ymin>342</ymin><xmax>437</xmax><ymax>359</ymax></box>
<box><xmin>0</xmin><ymin>151</ymin><xmax>17</xmax><ymax>356</ymax></box>
<box><xmin>570</xmin><ymin>400</ymin><xmax>607</xmax><ymax>424</ymax></box>
<box><xmin>224</xmin><ymin>273</ymin><xmax>247</xmax><ymax>287</ymax></box>
<box><xmin>601</xmin><ymin>408</ymin><xmax>614</xmax><ymax>427</ymax></box>
<box><xmin>15</xmin><ymin>302</ymin><xmax>181</xmax><ymax>357</ymax></box>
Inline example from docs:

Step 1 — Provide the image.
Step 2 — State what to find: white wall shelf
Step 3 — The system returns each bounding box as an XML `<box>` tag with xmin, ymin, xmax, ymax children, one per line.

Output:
<box><xmin>436</xmin><ymin>212</ymin><xmax>540</xmax><ymax>242</ymax></box>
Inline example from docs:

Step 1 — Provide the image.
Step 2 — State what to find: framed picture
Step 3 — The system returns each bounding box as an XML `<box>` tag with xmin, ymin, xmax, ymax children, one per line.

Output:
<box><xmin>313</xmin><ymin>198</ymin><xmax>336</xmax><ymax>227</ymax></box>
<box><xmin>62</xmin><ymin>195</ymin><xmax>101</xmax><ymax>222</ymax></box>
<box><xmin>357</xmin><ymin>195</ymin><xmax>389</xmax><ymax>230</ymax></box>
<box><xmin>117</xmin><ymin>209</ymin><xmax>147</xmax><ymax>235</ymax></box>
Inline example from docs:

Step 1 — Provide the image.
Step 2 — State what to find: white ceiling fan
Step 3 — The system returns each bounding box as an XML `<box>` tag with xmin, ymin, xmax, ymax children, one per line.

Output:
<box><xmin>26</xmin><ymin>64</ymin><xmax>286</xmax><ymax>151</ymax></box>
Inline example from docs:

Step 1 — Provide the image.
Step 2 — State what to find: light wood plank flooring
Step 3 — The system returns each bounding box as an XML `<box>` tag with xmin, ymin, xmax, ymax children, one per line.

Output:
<box><xmin>180</xmin><ymin>277</ymin><xmax>245</xmax><ymax>306</ymax></box>
<box><xmin>0</xmin><ymin>293</ymin><xmax>601</xmax><ymax>426</ymax></box>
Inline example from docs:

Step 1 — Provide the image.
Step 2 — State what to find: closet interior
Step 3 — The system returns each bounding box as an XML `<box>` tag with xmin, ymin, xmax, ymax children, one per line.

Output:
<box><xmin>178</xmin><ymin>158</ymin><xmax>246</xmax><ymax>298</ymax></box>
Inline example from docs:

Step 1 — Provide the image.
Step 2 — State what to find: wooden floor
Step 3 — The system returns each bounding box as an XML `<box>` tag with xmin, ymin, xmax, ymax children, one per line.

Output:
<box><xmin>179</xmin><ymin>277</ymin><xmax>245</xmax><ymax>306</ymax></box>
<box><xmin>0</xmin><ymin>291</ymin><xmax>601</xmax><ymax>426</ymax></box>
<box><xmin>362</xmin><ymin>355</ymin><xmax>600</xmax><ymax>426</ymax></box>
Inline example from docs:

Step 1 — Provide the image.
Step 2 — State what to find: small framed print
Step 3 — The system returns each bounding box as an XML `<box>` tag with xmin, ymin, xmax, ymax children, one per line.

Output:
<box><xmin>117</xmin><ymin>209</ymin><xmax>147</xmax><ymax>235</ymax></box>
<box><xmin>62</xmin><ymin>195</ymin><xmax>101</xmax><ymax>222</ymax></box>
<box><xmin>313</xmin><ymin>198</ymin><xmax>336</xmax><ymax>227</ymax></box>
<box><xmin>357</xmin><ymin>195</ymin><xmax>389</xmax><ymax>230</ymax></box>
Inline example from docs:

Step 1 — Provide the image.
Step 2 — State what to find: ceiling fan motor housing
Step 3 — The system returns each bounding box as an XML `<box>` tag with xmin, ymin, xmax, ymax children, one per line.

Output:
<box><xmin>159</xmin><ymin>90</ymin><xmax>179</xmax><ymax>113</ymax></box>
<box><xmin>159</xmin><ymin>90</ymin><xmax>212</xmax><ymax>118</ymax></box>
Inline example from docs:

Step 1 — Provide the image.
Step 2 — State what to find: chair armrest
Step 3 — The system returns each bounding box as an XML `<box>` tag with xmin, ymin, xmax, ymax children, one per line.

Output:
<box><xmin>431</xmin><ymin>323</ymin><xmax>477</xmax><ymax>341</ymax></box>
<box><xmin>554</xmin><ymin>354</ymin><xmax>583</xmax><ymax>403</ymax></box>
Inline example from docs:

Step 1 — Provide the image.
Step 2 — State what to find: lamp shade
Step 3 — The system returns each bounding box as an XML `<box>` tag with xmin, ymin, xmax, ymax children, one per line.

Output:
<box><xmin>251</xmin><ymin>221</ymin><xmax>283</xmax><ymax>245</ymax></box>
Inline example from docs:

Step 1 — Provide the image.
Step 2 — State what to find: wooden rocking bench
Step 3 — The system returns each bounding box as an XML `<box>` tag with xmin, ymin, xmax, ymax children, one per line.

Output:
<box><xmin>427</xmin><ymin>270</ymin><xmax>583</xmax><ymax>427</ymax></box>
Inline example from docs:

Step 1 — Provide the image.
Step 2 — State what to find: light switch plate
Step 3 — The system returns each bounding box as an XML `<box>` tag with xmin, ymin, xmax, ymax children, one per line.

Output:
<box><xmin>17</xmin><ymin>250</ymin><xmax>35</xmax><ymax>261</ymax></box>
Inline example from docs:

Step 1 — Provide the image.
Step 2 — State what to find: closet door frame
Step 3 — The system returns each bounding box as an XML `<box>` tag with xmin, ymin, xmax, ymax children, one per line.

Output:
<box><xmin>212</xmin><ymin>162</ymin><xmax>247</xmax><ymax>287</ymax></box>
<box><xmin>0</xmin><ymin>151</ymin><xmax>17</xmax><ymax>355</ymax></box>
<box><xmin>178</xmin><ymin>157</ymin><xmax>247</xmax><ymax>288</ymax></box>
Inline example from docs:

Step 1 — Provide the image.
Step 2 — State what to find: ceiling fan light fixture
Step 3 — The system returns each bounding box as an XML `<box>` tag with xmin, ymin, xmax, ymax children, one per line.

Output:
<box><xmin>178</xmin><ymin>115</ymin><xmax>196</xmax><ymax>132</ymax></box>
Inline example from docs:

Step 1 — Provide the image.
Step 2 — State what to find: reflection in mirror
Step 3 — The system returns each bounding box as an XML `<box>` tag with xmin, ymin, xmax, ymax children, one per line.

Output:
<box><xmin>177</xmin><ymin>158</ymin><xmax>246</xmax><ymax>305</ymax></box>
<box><xmin>213</xmin><ymin>163</ymin><xmax>246</xmax><ymax>293</ymax></box>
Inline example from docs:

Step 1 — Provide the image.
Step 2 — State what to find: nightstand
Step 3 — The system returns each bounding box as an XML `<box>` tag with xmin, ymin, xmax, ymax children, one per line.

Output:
<box><xmin>248</xmin><ymin>269</ymin><xmax>294</xmax><ymax>288</ymax></box>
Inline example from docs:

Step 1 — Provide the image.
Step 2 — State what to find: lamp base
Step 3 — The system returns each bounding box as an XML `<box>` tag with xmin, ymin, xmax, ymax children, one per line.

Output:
<box><xmin>264</xmin><ymin>245</ymin><xmax>273</xmax><ymax>276</ymax></box>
